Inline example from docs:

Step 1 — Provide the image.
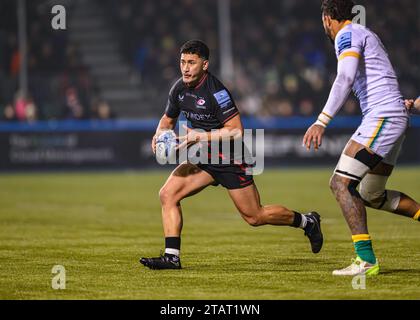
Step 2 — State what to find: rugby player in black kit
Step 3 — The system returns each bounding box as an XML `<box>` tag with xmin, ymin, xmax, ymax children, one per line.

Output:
<box><xmin>140</xmin><ymin>40</ymin><xmax>323</xmax><ymax>270</ymax></box>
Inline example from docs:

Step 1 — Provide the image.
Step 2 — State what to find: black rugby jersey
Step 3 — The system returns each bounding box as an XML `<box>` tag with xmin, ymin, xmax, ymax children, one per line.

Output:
<box><xmin>164</xmin><ymin>72</ymin><xmax>253</xmax><ymax>166</ymax></box>
<box><xmin>165</xmin><ymin>72</ymin><xmax>239</xmax><ymax>131</ymax></box>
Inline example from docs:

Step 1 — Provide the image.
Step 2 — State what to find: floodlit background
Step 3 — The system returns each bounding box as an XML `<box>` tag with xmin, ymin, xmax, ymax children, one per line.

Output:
<box><xmin>1</xmin><ymin>0</ymin><xmax>419</xmax><ymax>120</ymax></box>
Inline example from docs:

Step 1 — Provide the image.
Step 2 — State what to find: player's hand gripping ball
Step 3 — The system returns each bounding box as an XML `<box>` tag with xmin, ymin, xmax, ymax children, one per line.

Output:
<box><xmin>155</xmin><ymin>130</ymin><xmax>178</xmax><ymax>164</ymax></box>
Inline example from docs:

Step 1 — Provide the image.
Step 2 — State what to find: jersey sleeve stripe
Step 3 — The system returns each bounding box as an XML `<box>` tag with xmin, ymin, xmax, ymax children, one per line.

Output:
<box><xmin>322</xmin><ymin>112</ymin><xmax>333</xmax><ymax>120</ymax></box>
<box><xmin>317</xmin><ymin>118</ymin><xmax>329</xmax><ymax>126</ymax></box>
<box><xmin>222</xmin><ymin>111</ymin><xmax>239</xmax><ymax>124</ymax></box>
<box><xmin>338</xmin><ymin>51</ymin><xmax>361</xmax><ymax>61</ymax></box>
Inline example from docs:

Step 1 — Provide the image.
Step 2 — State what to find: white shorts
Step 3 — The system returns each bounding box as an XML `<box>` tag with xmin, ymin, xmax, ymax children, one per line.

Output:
<box><xmin>351</xmin><ymin>115</ymin><xmax>408</xmax><ymax>165</ymax></box>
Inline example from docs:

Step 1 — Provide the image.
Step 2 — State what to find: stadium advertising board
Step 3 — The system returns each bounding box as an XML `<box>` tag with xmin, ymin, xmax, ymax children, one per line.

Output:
<box><xmin>0</xmin><ymin>123</ymin><xmax>418</xmax><ymax>170</ymax></box>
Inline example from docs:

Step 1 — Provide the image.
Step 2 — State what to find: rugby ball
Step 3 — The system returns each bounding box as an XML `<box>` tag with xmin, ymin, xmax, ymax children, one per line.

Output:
<box><xmin>155</xmin><ymin>130</ymin><xmax>178</xmax><ymax>164</ymax></box>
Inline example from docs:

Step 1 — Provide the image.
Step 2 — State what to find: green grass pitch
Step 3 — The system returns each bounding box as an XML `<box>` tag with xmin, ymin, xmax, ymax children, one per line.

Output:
<box><xmin>0</xmin><ymin>167</ymin><xmax>419</xmax><ymax>299</ymax></box>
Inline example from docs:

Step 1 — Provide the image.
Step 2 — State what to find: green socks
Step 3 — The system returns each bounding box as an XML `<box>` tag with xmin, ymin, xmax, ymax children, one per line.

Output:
<box><xmin>352</xmin><ymin>234</ymin><xmax>376</xmax><ymax>264</ymax></box>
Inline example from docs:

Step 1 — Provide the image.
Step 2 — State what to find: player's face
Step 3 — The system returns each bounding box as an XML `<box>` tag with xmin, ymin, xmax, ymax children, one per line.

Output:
<box><xmin>322</xmin><ymin>13</ymin><xmax>334</xmax><ymax>44</ymax></box>
<box><xmin>180</xmin><ymin>53</ymin><xmax>209</xmax><ymax>86</ymax></box>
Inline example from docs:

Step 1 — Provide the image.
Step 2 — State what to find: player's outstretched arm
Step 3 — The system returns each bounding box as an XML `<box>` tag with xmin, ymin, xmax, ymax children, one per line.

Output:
<box><xmin>152</xmin><ymin>114</ymin><xmax>177</xmax><ymax>154</ymax></box>
<box><xmin>303</xmin><ymin>55</ymin><xmax>359</xmax><ymax>150</ymax></box>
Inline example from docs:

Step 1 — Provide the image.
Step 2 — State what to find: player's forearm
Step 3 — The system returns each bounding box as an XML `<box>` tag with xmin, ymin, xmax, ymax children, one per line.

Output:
<box><xmin>203</xmin><ymin>127</ymin><xmax>243</xmax><ymax>142</ymax></box>
<box><xmin>316</xmin><ymin>74</ymin><xmax>353</xmax><ymax>126</ymax></box>
<box><xmin>198</xmin><ymin>115</ymin><xmax>243</xmax><ymax>142</ymax></box>
<box><xmin>316</xmin><ymin>57</ymin><xmax>358</xmax><ymax>127</ymax></box>
<box><xmin>156</xmin><ymin>114</ymin><xmax>176</xmax><ymax>135</ymax></box>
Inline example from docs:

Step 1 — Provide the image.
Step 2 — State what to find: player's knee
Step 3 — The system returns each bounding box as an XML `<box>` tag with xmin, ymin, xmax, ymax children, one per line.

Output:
<box><xmin>330</xmin><ymin>174</ymin><xmax>360</xmax><ymax>197</ymax></box>
<box><xmin>360</xmin><ymin>188</ymin><xmax>400</xmax><ymax>211</ymax></box>
<box><xmin>331</xmin><ymin>150</ymin><xmax>381</xmax><ymax>196</ymax></box>
<box><xmin>359</xmin><ymin>187</ymin><xmax>385</xmax><ymax>208</ymax></box>
<box><xmin>236</xmin><ymin>204</ymin><xmax>265</xmax><ymax>227</ymax></box>
<box><xmin>239</xmin><ymin>210</ymin><xmax>263</xmax><ymax>227</ymax></box>
<box><xmin>359</xmin><ymin>180</ymin><xmax>384</xmax><ymax>207</ymax></box>
<box><xmin>159</xmin><ymin>187</ymin><xmax>176</xmax><ymax>206</ymax></box>
<box><xmin>359</xmin><ymin>174</ymin><xmax>399</xmax><ymax>211</ymax></box>
<box><xmin>244</xmin><ymin>215</ymin><xmax>263</xmax><ymax>227</ymax></box>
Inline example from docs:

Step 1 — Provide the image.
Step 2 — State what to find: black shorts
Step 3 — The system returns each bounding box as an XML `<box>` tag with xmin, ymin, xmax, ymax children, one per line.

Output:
<box><xmin>197</xmin><ymin>163</ymin><xmax>254</xmax><ymax>190</ymax></box>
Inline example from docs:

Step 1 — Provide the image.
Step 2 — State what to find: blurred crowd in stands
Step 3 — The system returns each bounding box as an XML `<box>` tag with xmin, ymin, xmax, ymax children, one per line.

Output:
<box><xmin>0</xmin><ymin>0</ymin><xmax>114</xmax><ymax>121</ymax></box>
<box><xmin>1</xmin><ymin>0</ymin><xmax>419</xmax><ymax>121</ymax></box>
<box><xmin>110</xmin><ymin>0</ymin><xmax>419</xmax><ymax>118</ymax></box>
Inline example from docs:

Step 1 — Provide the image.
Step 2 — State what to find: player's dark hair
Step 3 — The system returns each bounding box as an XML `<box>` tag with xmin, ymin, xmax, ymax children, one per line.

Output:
<box><xmin>180</xmin><ymin>40</ymin><xmax>210</xmax><ymax>60</ymax></box>
<box><xmin>321</xmin><ymin>0</ymin><xmax>356</xmax><ymax>21</ymax></box>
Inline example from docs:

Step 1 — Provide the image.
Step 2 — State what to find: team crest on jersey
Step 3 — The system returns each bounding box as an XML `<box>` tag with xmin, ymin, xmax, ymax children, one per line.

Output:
<box><xmin>338</xmin><ymin>32</ymin><xmax>352</xmax><ymax>54</ymax></box>
<box><xmin>196</xmin><ymin>98</ymin><xmax>206</xmax><ymax>109</ymax></box>
<box><xmin>178</xmin><ymin>94</ymin><xmax>184</xmax><ymax>102</ymax></box>
<box><xmin>213</xmin><ymin>89</ymin><xmax>232</xmax><ymax>108</ymax></box>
